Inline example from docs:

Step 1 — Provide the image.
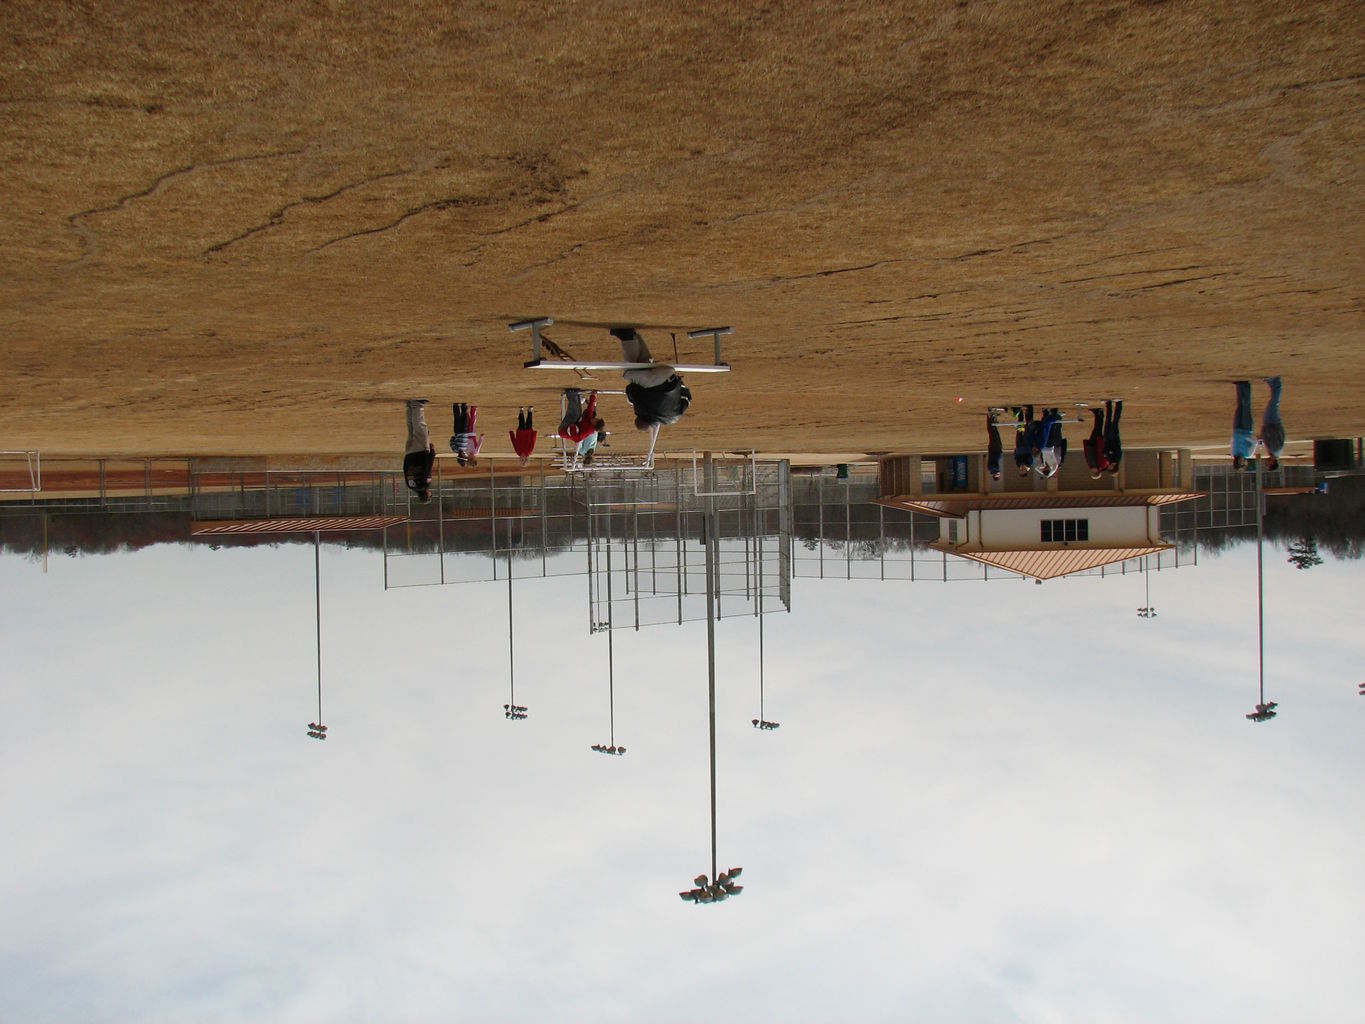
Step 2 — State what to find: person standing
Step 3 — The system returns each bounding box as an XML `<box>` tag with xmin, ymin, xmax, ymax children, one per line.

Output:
<box><xmin>1035</xmin><ymin>408</ymin><xmax>1067</xmax><ymax>478</ymax></box>
<box><xmin>403</xmin><ymin>399</ymin><xmax>435</xmax><ymax>502</ymax></box>
<box><xmin>1102</xmin><ymin>399</ymin><xmax>1123</xmax><ymax>474</ymax></box>
<box><xmin>1011</xmin><ymin>405</ymin><xmax>1035</xmax><ymax>476</ymax></box>
<box><xmin>576</xmin><ymin>428</ymin><xmax>605</xmax><ymax>463</ymax></box>
<box><xmin>450</xmin><ymin>403</ymin><xmax>484</xmax><ymax>465</ymax></box>
<box><xmin>985</xmin><ymin>413</ymin><xmax>1003</xmax><ymax>481</ymax></box>
<box><xmin>611</xmin><ymin>327</ymin><xmax>691</xmax><ymax>428</ymax></box>
<box><xmin>558</xmin><ymin>389</ymin><xmax>602</xmax><ymax>444</ymax></box>
<box><xmin>1231</xmin><ymin>381</ymin><xmax>1257</xmax><ymax>470</ymax></box>
<box><xmin>509</xmin><ymin>407</ymin><xmax>537</xmax><ymax>467</ymax></box>
<box><xmin>1082</xmin><ymin>407</ymin><xmax>1109</xmax><ymax>478</ymax></box>
<box><xmin>1259</xmin><ymin>377</ymin><xmax>1284</xmax><ymax>470</ymax></box>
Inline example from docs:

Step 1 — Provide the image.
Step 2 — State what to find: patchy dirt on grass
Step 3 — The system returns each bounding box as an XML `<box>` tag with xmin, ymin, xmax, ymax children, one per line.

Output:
<box><xmin>1</xmin><ymin>1</ymin><xmax>1362</xmax><ymax>457</ymax></box>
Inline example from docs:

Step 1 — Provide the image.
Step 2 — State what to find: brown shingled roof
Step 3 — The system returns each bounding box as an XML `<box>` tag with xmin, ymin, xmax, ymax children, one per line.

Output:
<box><xmin>876</xmin><ymin>491</ymin><xmax>1201</xmax><ymax>517</ymax></box>
<box><xmin>191</xmin><ymin>515</ymin><xmax>408</xmax><ymax>535</ymax></box>
<box><xmin>928</xmin><ymin>542</ymin><xmax>1171</xmax><ymax>580</ymax></box>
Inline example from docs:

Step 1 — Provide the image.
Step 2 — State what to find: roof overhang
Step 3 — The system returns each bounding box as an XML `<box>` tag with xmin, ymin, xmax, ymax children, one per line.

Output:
<box><xmin>928</xmin><ymin>541</ymin><xmax>1172</xmax><ymax>580</ymax></box>
<box><xmin>191</xmin><ymin>515</ymin><xmax>408</xmax><ymax>536</ymax></box>
<box><xmin>876</xmin><ymin>491</ymin><xmax>1202</xmax><ymax>517</ymax></box>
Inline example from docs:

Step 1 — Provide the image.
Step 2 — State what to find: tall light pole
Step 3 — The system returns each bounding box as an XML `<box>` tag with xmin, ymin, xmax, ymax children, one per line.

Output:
<box><xmin>505</xmin><ymin>548</ymin><xmax>528</xmax><ymax>721</ymax></box>
<box><xmin>1247</xmin><ymin>458</ymin><xmax>1278</xmax><ymax>723</ymax></box>
<box><xmin>680</xmin><ymin>453</ymin><xmax>745</xmax><ymax>905</ymax></box>
<box><xmin>592</xmin><ymin>538</ymin><xmax>625</xmax><ymax>755</ymax></box>
<box><xmin>307</xmin><ymin>532</ymin><xmax>327</xmax><ymax>741</ymax></box>
<box><xmin>752</xmin><ymin>504</ymin><xmax>778</xmax><ymax>730</ymax></box>
<box><xmin>1136</xmin><ymin>554</ymin><xmax>1156</xmax><ymax>618</ymax></box>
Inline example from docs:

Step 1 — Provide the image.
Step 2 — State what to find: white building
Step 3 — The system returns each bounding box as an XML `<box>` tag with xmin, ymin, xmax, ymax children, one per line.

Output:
<box><xmin>876</xmin><ymin>451</ymin><xmax>1202</xmax><ymax>581</ymax></box>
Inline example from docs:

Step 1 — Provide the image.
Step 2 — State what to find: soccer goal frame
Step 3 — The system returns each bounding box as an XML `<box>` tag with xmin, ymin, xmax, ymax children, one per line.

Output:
<box><xmin>0</xmin><ymin>451</ymin><xmax>41</xmax><ymax>492</ymax></box>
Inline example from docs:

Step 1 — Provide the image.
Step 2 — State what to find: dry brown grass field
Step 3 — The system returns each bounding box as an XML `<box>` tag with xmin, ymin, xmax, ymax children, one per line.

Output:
<box><xmin>1</xmin><ymin>0</ymin><xmax>1362</xmax><ymax>458</ymax></box>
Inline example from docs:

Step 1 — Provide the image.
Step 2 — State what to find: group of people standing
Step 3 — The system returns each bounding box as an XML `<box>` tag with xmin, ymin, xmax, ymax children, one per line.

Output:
<box><xmin>402</xmin><ymin>327</ymin><xmax>694</xmax><ymax>500</ymax></box>
<box><xmin>403</xmin><ymin>400</ymin><xmax>488</xmax><ymax>501</ymax></box>
<box><xmin>985</xmin><ymin>402</ymin><xmax>1123</xmax><ymax>481</ymax></box>
<box><xmin>411</xmin><ymin>367</ymin><xmax>1289</xmax><ymax>502</ymax></box>
<box><xmin>983</xmin><ymin>379</ymin><xmax>1286</xmax><ymax>485</ymax></box>
<box><xmin>1232</xmin><ymin>377</ymin><xmax>1285</xmax><ymax>470</ymax></box>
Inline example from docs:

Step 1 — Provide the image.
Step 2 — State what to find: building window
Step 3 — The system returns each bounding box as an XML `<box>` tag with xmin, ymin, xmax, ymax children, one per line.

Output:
<box><xmin>1041</xmin><ymin>518</ymin><xmax>1089</xmax><ymax>542</ymax></box>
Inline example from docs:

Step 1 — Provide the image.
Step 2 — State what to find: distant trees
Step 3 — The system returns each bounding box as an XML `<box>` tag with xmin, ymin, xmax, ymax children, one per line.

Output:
<box><xmin>1266</xmin><ymin>475</ymin><xmax>1365</xmax><ymax>560</ymax></box>
<box><xmin>1169</xmin><ymin>475</ymin><xmax>1365</xmax><ymax>562</ymax></box>
<box><xmin>1286</xmin><ymin>537</ymin><xmax>1323</xmax><ymax>570</ymax></box>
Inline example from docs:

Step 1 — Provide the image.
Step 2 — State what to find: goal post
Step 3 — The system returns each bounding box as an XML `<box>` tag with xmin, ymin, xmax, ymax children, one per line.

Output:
<box><xmin>0</xmin><ymin>451</ymin><xmax>41</xmax><ymax>492</ymax></box>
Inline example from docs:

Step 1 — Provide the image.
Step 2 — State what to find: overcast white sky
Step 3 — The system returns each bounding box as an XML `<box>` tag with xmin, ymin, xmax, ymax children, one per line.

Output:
<box><xmin>1</xmin><ymin>538</ymin><xmax>1362</xmax><ymax>1023</ymax></box>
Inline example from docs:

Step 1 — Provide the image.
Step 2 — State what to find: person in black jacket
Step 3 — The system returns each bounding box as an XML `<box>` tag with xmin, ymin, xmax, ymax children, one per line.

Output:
<box><xmin>1101</xmin><ymin>399</ymin><xmax>1123</xmax><ymax>473</ymax></box>
<box><xmin>985</xmin><ymin>412</ymin><xmax>1003</xmax><ymax>481</ymax></box>
<box><xmin>610</xmin><ymin>327</ymin><xmax>692</xmax><ymax>428</ymax></box>
<box><xmin>403</xmin><ymin>399</ymin><xmax>435</xmax><ymax>502</ymax></box>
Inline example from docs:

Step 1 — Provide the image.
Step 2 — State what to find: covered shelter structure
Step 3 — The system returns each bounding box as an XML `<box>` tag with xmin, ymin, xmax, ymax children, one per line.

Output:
<box><xmin>876</xmin><ymin>451</ymin><xmax>1202</xmax><ymax>583</ymax></box>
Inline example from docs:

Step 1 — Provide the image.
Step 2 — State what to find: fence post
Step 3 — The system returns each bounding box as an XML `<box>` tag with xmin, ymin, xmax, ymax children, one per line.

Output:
<box><xmin>818</xmin><ymin>473</ymin><xmax>824</xmax><ymax>579</ymax></box>
<box><xmin>437</xmin><ymin>457</ymin><xmax>445</xmax><ymax>585</ymax></box>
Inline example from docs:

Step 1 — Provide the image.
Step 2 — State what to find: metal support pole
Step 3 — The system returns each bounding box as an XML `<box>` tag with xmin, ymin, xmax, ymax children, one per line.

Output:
<box><xmin>745</xmin><ymin>513</ymin><xmax>752</xmax><ymax>603</ymax></box>
<box><xmin>704</xmin><ymin>453</ymin><xmax>719</xmax><ymax>884</ymax></box>
<box><xmin>818</xmin><ymin>473</ymin><xmax>824</xmax><ymax>579</ymax></box>
<box><xmin>879</xmin><ymin>503</ymin><xmax>885</xmax><ymax>581</ymax></box>
<box><xmin>633</xmin><ymin>497</ymin><xmax>641</xmax><ymax>630</ymax></box>
<box><xmin>910</xmin><ymin>512</ymin><xmax>916</xmax><ymax>581</ymax></box>
<box><xmin>1256</xmin><ymin>458</ymin><xmax>1265</xmax><ymax>707</ymax></box>
<box><xmin>314</xmin><ymin>532</ymin><xmax>323</xmax><ymax>725</ymax></box>
<box><xmin>757</xmin><ymin>513</ymin><xmax>765</xmax><ymax>722</ymax></box>
<box><xmin>586</xmin><ymin>474</ymin><xmax>595</xmax><ymax>632</ymax></box>
<box><xmin>676</xmin><ymin>461</ymin><xmax>687</xmax><ymax>611</ymax></box>
<box><xmin>510</xmin><ymin>316</ymin><xmax>554</xmax><ymax>365</ymax></box>
<box><xmin>437</xmin><ymin>457</ymin><xmax>445</xmax><ymax>585</ymax></box>
<box><xmin>607</xmin><ymin>540</ymin><xmax>615</xmax><ymax>745</ymax></box>
<box><xmin>717</xmin><ymin>512</ymin><xmax>723</xmax><ymax>622</ymax></box>
<box><xmin>686</xmin><ymin>326</ymin><xmax>732</xmax><ymax>367</ymax></box>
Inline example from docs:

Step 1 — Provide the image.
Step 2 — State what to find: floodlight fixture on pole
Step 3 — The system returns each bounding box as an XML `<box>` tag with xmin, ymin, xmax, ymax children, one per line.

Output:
<box><xmin>1137</xmin><ymin>554</ymin><xmax>1156</xmax><ymax>617</ymax></box>
<box><xmin>679</xmin><ymin>866</ymin><xmax>745</xmax><ymax>905</ymax></box>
